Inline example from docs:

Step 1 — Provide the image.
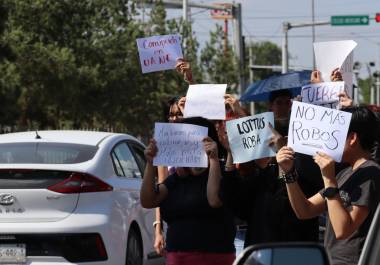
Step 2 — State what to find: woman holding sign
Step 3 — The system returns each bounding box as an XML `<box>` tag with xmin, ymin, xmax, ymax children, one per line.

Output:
<box><xmin>276</xmin><ymin>106</ymin><xmax>380</xmax><ymax>265</ymax></box>
<box><xmin>141</xmin><ymin>117</ymin><xmax>236</xmax><ymax>265</ymax></box>
<box><xmin>153</xmin><ymin>59</ymin><xmax>194</xmax><ymax>255</ymax></box>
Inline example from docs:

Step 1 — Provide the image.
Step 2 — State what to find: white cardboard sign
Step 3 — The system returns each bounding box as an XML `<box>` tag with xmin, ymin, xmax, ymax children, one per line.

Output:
<box><xmin>136</xmin><ymin>34</ymin><xmax>183</xmax><ymax>73</ymax></box>
<box><xmin>184</xmin><ymin>84</ymin><xmax>227</xmax><ymax>120</ymax></box>
<box><xmin>314</xmin><ymin>40</ymin><xmax>357</xmax><ymax>98</ymax></box>
<box><xmin>301</xmin><ymin>81</ymin><xmax>344</xmax><ymax>109</ymax></box>
<box><xmin>288</xmin><ymin>101</ymin><xmax>352</xmax><ymax>162</ymax></box>
<box><xmin>153</xmin><ymin>123</ymin><xmax>208</xmax><ymax>168</ymax></box>
<box><xmin>226</xmin><ymin>112</ymin><xmax>276</xmax><ymax>163</ymax></box>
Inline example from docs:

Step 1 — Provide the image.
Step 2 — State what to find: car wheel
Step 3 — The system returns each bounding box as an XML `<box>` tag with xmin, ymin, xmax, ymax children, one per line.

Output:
<box><xmin>126</xmin><ymin>228</ymin><xmax>143</xmax><ymax>265</ymax></box>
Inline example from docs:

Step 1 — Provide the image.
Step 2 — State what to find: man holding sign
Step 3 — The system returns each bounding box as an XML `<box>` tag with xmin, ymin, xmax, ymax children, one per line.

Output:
<box><xmin>277</xmin><ymin>106</ymin><xmax>380</xmax><ymax>265</ymax></box>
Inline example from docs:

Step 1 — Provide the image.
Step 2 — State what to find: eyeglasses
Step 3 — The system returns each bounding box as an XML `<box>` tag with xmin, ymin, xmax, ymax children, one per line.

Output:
<box><xmin>168</xmin><ymin>112</ymin><xmax>183</xmax><ymax>120</ymax></box>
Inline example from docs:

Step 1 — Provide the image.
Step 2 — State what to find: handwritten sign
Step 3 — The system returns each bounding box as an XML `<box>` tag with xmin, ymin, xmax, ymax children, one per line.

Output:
<box><xmin>301</xmin><ymin>81</ymin><xmax>344</xmax><ymax>109</ymax></box>
<box><xmin>341</xmin><ymin>51</ymin><xmax>354</xmax><ymax>97</ymax></box>
<box><xmin>226</xmin><ymin>112</ymin><xmax>276</xmax><ymax>163</ymax></box>
<box><xmin>288</xmin><ymin>101</ymin><xmax>352</xmax><ymax>162</ymax></box>
<box><xmin>136</xmin><ymin>34</ymin><xmax>183</xmax><ymax>73</ymax></box>
<box><xmin>314</xmin><ymin>40</ymin><xmax>357</xmax><ymax>98</ymax></box>
<box><xmin>153</xmin><ymin>123</ymin><xmax>208</xmax><ymax>168</ymax></box>
<box><xmin>184</xmin><ymin>84</ymin><xmax>227</xmax><ymax>120</ymax></box>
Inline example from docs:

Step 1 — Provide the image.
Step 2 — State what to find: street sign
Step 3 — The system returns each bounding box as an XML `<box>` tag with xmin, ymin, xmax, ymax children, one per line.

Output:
<box><xmin>210</xmin><ymin>3</ymin><xmax>233</xmax><ymax>20</ymax></box>
<box><xmin>331</xmin><ymin>15</ymin><xmax>369</xmax><ymax>26</ymax></box>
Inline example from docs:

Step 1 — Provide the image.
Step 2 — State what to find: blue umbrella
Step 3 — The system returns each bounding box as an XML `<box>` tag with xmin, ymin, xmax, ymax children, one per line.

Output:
<box><xmin>240</xmin><ymin>70</ymin><xmax>312</xmax><ymax>102</ymax></box>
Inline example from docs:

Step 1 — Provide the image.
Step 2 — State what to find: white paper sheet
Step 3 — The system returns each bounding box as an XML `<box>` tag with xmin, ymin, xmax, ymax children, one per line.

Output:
<box><xmin>287</xmin><ymin>101</ymin><xmax>352</xmax><ymax>162</ymax></box>
<box><xmin>184</xmin><ymin>84</ymin><xmax>227</xmax><ymax>120</ymax></box>
<box><xmin>314</xmin><ymin>40</ymin><xmax>357</xmax><ymax>98</ymax></box>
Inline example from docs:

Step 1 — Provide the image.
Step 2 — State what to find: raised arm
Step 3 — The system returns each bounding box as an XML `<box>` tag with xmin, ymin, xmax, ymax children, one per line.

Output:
<box><xmin>276</xmin><ymin>146</ymin><xmax>326</xmax><ymax>219</ymax></box>
<box><xmin>313</xmin><ymin>152</ymin><xmax>369</xmax><ymax>239</ymax></box>
<box><xmin>224</xmin><ymin>94</ymin><xmax>247</xmax><ymax>118</ymax></box>
<box><xmin>140</xmin><ymin>139</ymin><xmax>168</xmax><ymax>208</ymax></box>
<box><xmin>175</xmin><ymin>58</ymin><xmax>195</xmax><ymax>84</ymax></box>
<box><xmin>203</xmin><ymin>136</ymin><xmax>223</xmax><ymax>208</ymax></box>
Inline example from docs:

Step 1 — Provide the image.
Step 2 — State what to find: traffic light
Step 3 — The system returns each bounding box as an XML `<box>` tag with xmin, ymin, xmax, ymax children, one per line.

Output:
<box><xmin>376</xmin><ymin>13</ymin><xmax>380</xmax><ymax>22</ymax></box>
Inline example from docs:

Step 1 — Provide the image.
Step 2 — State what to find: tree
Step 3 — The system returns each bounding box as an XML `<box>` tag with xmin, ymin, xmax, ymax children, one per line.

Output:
<box><xmin>246</xmin><ymin>41</ymin><xmax>282</xmax><ymax>82</ymax></box>
<box><xmin>200</xmin><ymin>24</ymin><xmax>238</xmax><ymax>91</ymax></box>
<box><xmin>0</xmin><ymin>0</ymin><xmax>286</xmax><ymax>139</ymax></box>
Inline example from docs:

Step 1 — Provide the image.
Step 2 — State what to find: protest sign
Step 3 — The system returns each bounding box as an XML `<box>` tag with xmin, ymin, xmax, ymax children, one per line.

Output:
<box><xmin>314</xmin><ymin>40</ymin><xmax>357</xmax><ymax>98</ymax></box>
<box><xmin>153</xmin><ymin>123</ymin><xmax>208</xmax><ymax>168</ymax></box>
<box><xmin>136</xmin><ymin>34</ymin><xmax>183</xmax><ymax>73</ymax></box>
<box><xmin>341</xmin><ymin>51</ymin><xmax>354</xmax><ymax>96</ymax></box>
<box><xmin>184</xmin><ymin>84</ymin><xmax>227</xmax><ymax>120</ymax></box>
<box><xmin>301</xmin><ymin>81</ymin><xmax>344</xmax><ymax>109</ymax></box>
<box><xmin>226</xmin><ymin>112</ymin><xmax>276</xmax><ymax>163</ymax></box>
<box><xmin>288</xmin><ymin>101</ymin><xmax>352</xmax><ymax>162</ymax></box>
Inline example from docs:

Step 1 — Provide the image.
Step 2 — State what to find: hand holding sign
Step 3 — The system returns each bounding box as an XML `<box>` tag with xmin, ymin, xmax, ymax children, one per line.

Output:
<box><xmin>330</xmin><ymin>68</ymin><xmax>343</xmax><ymax>82</ymax></box>
<box><xmin>337</xmin><ymin>91</ymin><xmax>353</xmax><ymax>108</ymax></box>
<box><xmin>313</xmin><ymin>152</ymin><xmax>335</xmax><ymax>179</ymax></box>
<box><xmin>310</xmin><ymin>70</ymin><xmax>322</xmax><ymax>84</ymax></box>
<box><xmin>276</xmin><ymin>146</ymin><xmax>295</xmax><ymax>174</ymax></box>
<box><xmin>144</xmin><ymin>139</ymin><xmax>158</xmax><ymax>164</ymax></box>
<box><xmin>175</xmin><ymin>58</ymin><xmax>194</xmax><ymax>84</ymax></box>
<box><xmin>203</xmin><ymin>137</ymin><xmax>218</xmax><ymax>160</ymax></box>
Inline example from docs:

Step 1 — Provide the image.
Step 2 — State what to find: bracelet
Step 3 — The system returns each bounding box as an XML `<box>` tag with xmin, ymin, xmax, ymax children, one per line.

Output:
<box><xmin>153</xmin><ymin>221</ymin><xmax>161</xmax><ymax>228</ymax></box>
<box><xmin>225</xmin><ymin>164</ymin><xmax>235</xmax><ymax>171</ymax></box>
<box><xmin>280</xmin><ymin>169</ymin><xmax>298</xmax><ymax>184</ymax></box>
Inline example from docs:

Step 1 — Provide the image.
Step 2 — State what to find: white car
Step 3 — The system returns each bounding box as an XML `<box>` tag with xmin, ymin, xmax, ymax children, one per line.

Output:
<box><xmin>0</xmin><ymin>130</ymin><xmax>163</xmax><ymax>265</ymax></box>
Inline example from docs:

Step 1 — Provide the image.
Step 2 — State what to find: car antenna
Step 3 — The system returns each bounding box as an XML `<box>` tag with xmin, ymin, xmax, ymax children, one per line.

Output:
<box><xmin>35</xmin><ymin>131</ymin><xmax>41</xmax><ymax>139</ymax></box>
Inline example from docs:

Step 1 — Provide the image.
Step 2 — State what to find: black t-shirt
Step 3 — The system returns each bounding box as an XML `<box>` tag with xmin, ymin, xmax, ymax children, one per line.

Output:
<box><xmin>159</xmin><ymin>170</ymin><xmax>236</xmax><ymax>253</ymax></box>
<box><xmin>323</xmin><ymin>160</ymin><xmax>380</xmax><ymax>265</ymax></box>
<box><xmin>222</xmin><ymin>160</ymin><xmax>322</xmax><ymax>247</ymax></box>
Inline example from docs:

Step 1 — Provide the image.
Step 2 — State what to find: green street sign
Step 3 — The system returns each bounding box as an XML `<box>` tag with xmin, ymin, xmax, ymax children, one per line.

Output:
<box><xmin>331</xmin><ymin>15</ymin><xmax>369</xmax><ymax>26</ymax></box>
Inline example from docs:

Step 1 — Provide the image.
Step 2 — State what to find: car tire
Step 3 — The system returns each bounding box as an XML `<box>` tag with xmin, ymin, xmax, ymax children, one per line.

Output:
<box><xmin>126</xmin><ymin>228</ymin><xmax>143</xmax><ymax>265</ymax></box>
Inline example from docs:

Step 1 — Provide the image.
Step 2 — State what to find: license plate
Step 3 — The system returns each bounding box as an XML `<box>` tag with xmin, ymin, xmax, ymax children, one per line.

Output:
<box><xmin>0</xmin><ymin>244</ymin><xmax>26</xmax><ymax>264</ymax></box>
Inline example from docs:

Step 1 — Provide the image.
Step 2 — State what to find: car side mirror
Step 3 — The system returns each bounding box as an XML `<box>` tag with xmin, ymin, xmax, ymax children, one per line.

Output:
<box><xmin>233</xmin><ymin>242</ymin><xmax>330</xmax><ymax>265</ymax></box>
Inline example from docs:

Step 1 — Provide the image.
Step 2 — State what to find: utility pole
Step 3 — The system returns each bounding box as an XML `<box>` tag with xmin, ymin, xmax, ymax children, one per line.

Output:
<box><xmin>282</xmin><ymin>22</ymin><xmax>290</xmax><ymax>73</ymax></box>
<box><xmin>282</xmin><ymin>20</ymin><xmax>329</xmax><ymax>73</ymax></box>
<box><xmin>232</xmin><ymin>3</ymin><xmax>245</xmax><ymax>96</ymax></box>
<box><xmin>183</xmin><ymin>0</ymin><xmax>189</xmax><ymax>22</ymax></box>
<box><xmin>249</xmin><ymin>44</ymin><xmax>255</xmax><ymax>115</ymax></box>
<box><xmin>311</xmin><ymin>0</ymin><xmax>316</xmax><ymax>69</ymax></box>
<box><xmin>150</xmin><ymin>1</ymin><xmax>245</xmax><ymax>95</ymax></box>
<box><xmin>377</xmin><ymin>74</ymin><xmax>380</xmax><ymax>105</ymax></box>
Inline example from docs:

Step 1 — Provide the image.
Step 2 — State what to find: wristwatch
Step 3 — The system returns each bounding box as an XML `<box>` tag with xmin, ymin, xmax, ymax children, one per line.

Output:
<box><xmin>322</xmin><ymin>187</ymin><xmax>340</xmax><ymax>199</ymax></box>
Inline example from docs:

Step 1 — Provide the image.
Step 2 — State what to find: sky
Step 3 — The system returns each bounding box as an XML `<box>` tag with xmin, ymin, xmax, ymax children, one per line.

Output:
<box><xmin>156</xmin><ymin>0</ymin><xmax>379</xmax><ymax>79</ymax></box>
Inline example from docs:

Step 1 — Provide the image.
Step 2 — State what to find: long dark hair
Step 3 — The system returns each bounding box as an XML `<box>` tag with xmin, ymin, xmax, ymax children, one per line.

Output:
<box><xmin>344</xmin><ymin>106</ymin><xmax>378</xmax><ymax>152</ymax></box>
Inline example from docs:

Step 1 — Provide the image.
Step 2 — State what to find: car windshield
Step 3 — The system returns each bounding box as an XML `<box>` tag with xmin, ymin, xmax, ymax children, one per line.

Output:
<box><xmin>0</xmin><ymin>142</ymin><xmax>98</xmax><ymax>164</ymax></box>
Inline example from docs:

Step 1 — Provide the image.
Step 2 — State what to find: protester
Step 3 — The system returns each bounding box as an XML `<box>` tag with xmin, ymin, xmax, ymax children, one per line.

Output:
<box><xmin>222</xmin><ymin>118</ymin><xmax>322</xmax><ymax>245</ymax></box>
<box><xmin>276</xmin><ymin>106</ymin><xmax>380</xmax><ymax>265</ymax></box>
<box><xmin>221</xmin><ymin>69</ymin><xmax>353</xmax><ymax>246</ymax></box>
<box><xmin>141</xmin><ymin>117</ymin><xmax>236</xmax><ymax>265</ymax></box>
<box><xmin>153</xmin><ymin>96</ymin><xmax>185</xmax><ymax>255</ymax></box>
<box><xmin>153</xmin><ymin>58</ymin><xmax>193</xmax><ymax>255</ymax></box>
